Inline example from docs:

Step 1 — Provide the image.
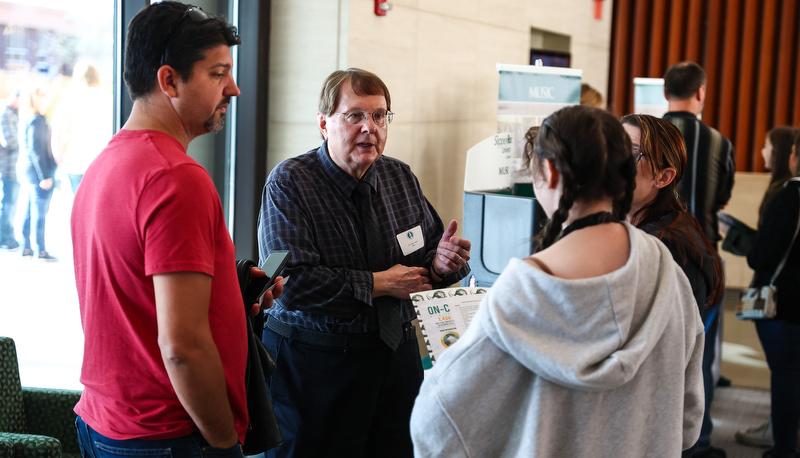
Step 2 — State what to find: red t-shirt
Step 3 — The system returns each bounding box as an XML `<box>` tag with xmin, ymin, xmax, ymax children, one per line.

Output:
<box><xmin>71</xmin><ymin>130</ymin><xmax>248</xmax><ymax>441</ymax></box>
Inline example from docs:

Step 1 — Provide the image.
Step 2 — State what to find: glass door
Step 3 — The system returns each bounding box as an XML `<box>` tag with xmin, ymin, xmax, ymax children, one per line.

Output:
<box><xmin>0</xmin><ymin>0</ymin><xmax>115</xmax><ymax>389</ymax></box>
<box><xmin>0</xmin><ymin>0</ymin><xmax>266</xmax><ymax>389</ymax></box>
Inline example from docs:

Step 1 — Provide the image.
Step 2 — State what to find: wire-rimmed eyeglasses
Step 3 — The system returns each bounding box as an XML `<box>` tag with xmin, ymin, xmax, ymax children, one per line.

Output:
<box><xmin>634</xmin><ymin>148</ymin><xmax>645</xmax><ymax>164</ymax></box>
<box><xmin>334</xmin><ymin>110</ymin><xmax>394</xmax><ymax>126</ymax></box>
<box><xmin>160</xmin><ymin>6</ymin><xmax>210</xmax><ymax>66</ymax></box>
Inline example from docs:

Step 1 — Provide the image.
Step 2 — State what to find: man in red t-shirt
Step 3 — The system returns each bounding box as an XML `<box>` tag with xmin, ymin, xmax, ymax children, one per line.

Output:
<box><xmin>70</xmin><ymin>3</ymin><xmax>280</xmax><ymax>457</ymax></box>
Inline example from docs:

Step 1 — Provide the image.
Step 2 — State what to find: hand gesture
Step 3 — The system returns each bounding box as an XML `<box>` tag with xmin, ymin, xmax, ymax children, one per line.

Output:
<box><xmin>431</xmin><ymin>220</ymin><xmax>471</xmax><ymax>278</ymax></box>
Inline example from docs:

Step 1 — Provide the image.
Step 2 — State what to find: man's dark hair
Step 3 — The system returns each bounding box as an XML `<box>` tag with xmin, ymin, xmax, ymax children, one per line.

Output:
<box><xmin>123</xmin><ymin>1</ymin><xmax>241</xmax><ymax>100</ymax></box>
<box><xmin>663</xmin><ymin>61</ymin><xmax>706</xmax><ymax>100</ymax></box>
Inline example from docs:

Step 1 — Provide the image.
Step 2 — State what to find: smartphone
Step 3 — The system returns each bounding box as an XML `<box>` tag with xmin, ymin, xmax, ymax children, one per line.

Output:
<box><xmin>248</xmin><ymin>250</ymin><xmax>291</xmax><ymax>304</ymax></box>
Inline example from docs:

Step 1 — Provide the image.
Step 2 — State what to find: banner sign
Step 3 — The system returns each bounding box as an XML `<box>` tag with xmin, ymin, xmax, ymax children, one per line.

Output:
<box><xmin>496</xmin><ymin>63</ymin><xmax>582</xmax><ymax>184</ymax></box>
<box><xmin>633</xmin><ymin>77</ymin><xmax>669</xmax><ymax>117</ymax></box>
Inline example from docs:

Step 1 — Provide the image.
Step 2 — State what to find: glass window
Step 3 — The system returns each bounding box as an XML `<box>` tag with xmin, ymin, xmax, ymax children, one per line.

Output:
<box><xmin>0</xmin><ymin>0</ymin><xmax>246</xmax><ymax>391</ymax></box>
<box><xmin>182</xmin><ymin>0</ymin><xmax>235</xmax><ymax>225</ymax></box>
<box><xmin>0</xmin><ymin>0</ymin><xmax>114</xmax><ymax>390</ymax></box>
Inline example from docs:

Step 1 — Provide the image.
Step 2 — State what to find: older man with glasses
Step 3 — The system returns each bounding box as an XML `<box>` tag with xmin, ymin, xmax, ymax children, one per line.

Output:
<box><xmin>257</xmin><ymin>68</ymin><xmax>472</xmax><ymax>457</ymax></box>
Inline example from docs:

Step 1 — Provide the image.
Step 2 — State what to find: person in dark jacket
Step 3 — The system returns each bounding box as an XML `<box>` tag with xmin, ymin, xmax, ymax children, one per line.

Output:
<box><xmin>623</xmin><ymin>113</ymin><xmax>726</xmax><ymax>458</ymax></box>
<box><xmin>623</xmin><ymin>113</ymin><xmax>724</xmax><ymax>312</ymax></box>
<box><xmin>662</xmin><ymin>61</ymin><xmax>735</xmax><ymax>458</ymax></box>
<box><xmin>748</xmin><ymin>140</ymin><xmax>800</xmax><ymax>458</ymax></box>
<box><xmin>16</xmin><ymin>85</ymin><xmax>56</xmax><ymax>261</ymax></box>
<box><xmin>721</xmin><ymin>126</ymin><xmax>800</xmax><ymax>258</ymax></box>
<box><xmin>726</xmin><ymin>126</ymin><xmax>800</xmax><ymax>448</ymax></box>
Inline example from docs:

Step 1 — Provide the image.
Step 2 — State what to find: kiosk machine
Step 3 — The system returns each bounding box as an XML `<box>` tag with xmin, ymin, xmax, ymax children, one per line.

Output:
<box><xmin>461</xmin><ymin>63</ymin><xmax>581</xmax><ymax>287</ymax></box>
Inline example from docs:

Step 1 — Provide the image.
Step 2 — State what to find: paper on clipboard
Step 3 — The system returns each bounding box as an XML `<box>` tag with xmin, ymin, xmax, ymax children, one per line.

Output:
<box><xmin>412</xmin><ymin>286</ymin><xmax>489</xmax><ymax>364</ymax></box>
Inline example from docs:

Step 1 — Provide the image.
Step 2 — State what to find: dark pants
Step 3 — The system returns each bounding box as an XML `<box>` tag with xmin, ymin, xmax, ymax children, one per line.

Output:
<box><xmin>757</xmin><ymin>319</ymin><xmax>800</xmax><ymax>458</ymax></box>
<box><xmin>19</xmin><ymin>181</ymin><xmax>52</xmax><ymax>252</ymax></box>
<box><xmin>75</xmin><ymin>416</ymin><xmax>243</xmax><ymax>458</ymax></box>
<box><xmin>0</xmin><ymin>178</ymin><xmax>18</xmax><ymax>243</ymax></box>
<box><xmin>693</xmin><ymin>300</ymin><xmax>722</xmax><ymax>453</ymax></box>
<box><xmin>262</xmin><ymin>325</ymin><xmax>423</xmax><ymax>458</ymax></box>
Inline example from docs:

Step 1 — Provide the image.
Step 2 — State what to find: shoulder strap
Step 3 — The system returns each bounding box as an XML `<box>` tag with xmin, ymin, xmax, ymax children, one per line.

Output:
<box><xmin>689</xmin><ymin>118</ymin><xmax>701</xmax><ymax>215</ymax></box>
<box><xmin>769</xmin><ymin>185</ymin><xmax>800</xmax><ymax>285</ymax></box>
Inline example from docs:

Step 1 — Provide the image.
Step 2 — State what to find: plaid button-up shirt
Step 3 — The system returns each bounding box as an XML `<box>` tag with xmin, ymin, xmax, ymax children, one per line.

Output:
<box><xmin>258</xmin><ymin>141</ymin><xmax>469</xmax><ymax>334</ymax></box>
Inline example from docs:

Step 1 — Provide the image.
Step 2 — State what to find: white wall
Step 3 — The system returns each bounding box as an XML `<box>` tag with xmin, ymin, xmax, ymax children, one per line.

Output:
<box><xmin>268</xmin><ymin>0</ymin><xmax>614</xmax><ymax>228</ymax></box>
<box><xmin>267</xmin><ymin>0</ymin><xmax>348</xmax><ymax>169</ymax></box>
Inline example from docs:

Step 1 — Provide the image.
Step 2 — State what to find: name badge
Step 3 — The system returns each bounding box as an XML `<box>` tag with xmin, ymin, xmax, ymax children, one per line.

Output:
<box><xmin>397</xmin><ymin>225</ymin><xmax>424</xmax><ymax>256</ymax></box>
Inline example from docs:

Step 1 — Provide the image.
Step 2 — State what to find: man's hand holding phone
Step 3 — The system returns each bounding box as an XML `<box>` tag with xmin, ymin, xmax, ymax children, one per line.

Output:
<box><xmin>245</xmin><ymin>250</ymin><xmax>291</xmax><ymax>316</ymax></box>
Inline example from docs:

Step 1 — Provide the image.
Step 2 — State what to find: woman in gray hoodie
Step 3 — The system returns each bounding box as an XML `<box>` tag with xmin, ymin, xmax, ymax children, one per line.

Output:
<box><xmin>410</xmin><ymin>105</ymin><xmax>704</xmax><ymax>457</ymax></box>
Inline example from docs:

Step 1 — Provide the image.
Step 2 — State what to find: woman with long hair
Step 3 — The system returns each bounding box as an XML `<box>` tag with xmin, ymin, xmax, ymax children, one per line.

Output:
<box><xmin>759</xmin><ymin>127</ymin><xmax>799</xmax><ymax>225</ymax></box>
<box><xmin>622</xmin><ymin>113</ymin><xmax>726</xmax><ymax>458</ymax></box>
<box><xmin>746</xmin><ymin>137</ymin><xmax>800</xmax><ymax>458</ymax></box>
<box><xmin>722</xmin><ymin>126</ymin><xmax>799</xmax><ymax>257</ymax></box>
<box><xmin>410</xmin><ymin>106</ymin><xmax>704</xmax><ymax>457</ymax></box>
<box><xmin>733</xmin><ymin>126</ymin><xmax>800</xmax><ymax>449</ymax></box>
<box><xmin>622</xmin><ymin>113</ymin><xmax>725</xmax><ymax>310</ymax></box>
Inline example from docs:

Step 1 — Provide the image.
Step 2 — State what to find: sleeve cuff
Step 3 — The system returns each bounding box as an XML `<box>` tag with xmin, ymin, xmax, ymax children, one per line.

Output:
<box><xmin>351</xmin><ymin>268</ymin><xmax>375</xmax><ymax>307</ymax></box>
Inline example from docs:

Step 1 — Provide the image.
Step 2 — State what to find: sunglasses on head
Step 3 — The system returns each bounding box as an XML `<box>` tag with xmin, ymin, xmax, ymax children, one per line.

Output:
<box><xmin>160</xmin><ymin>6</ymin><xmax>210</xmax><ymax>66</ymax></box>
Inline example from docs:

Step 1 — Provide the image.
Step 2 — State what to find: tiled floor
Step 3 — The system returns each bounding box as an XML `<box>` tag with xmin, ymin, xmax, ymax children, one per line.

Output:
<box><xmin>710</xmin><ymin>386</ymin><xmax>772</xmax><ymax>458</ymax></box>
<box><xmin>719</xmin><ymin>291</ymin><xmax>770</xmax><ymax>391</ymax></box>
<box><xmin>710</xmin><ymin>291</ymin><xmax>775</xmax><ymax>457</ymax></box>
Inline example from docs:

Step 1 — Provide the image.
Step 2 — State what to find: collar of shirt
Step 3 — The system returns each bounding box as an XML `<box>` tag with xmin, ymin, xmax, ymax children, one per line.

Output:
<box><xmin>317</xmin><ymin>141</ymin><xmax>380</xmax><ymax>199</ymax></box>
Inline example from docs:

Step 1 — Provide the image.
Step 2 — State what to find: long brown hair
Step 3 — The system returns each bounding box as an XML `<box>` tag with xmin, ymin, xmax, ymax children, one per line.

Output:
<box><xmin>766</xmin><ymin>126</ymin><xmax>799</xmax><ymax>187</ymax></box>
<box><xmin>622</xmin><ymin>113</ymin><xmax>724</xmax><ymax>306</ymax></box>
<box><xmin>527</xmin><ymin>106</ymin><xmax>636</xmax><ymax>251</ymax></box>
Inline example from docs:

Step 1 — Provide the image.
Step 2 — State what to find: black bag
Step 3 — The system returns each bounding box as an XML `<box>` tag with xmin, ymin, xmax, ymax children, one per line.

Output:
<box><xmin>236</xmin><ymin>259</ymin><xmax>282</xmax><ymax>454</ymax></box>
<box><xmin>719</xmin><ymin>211</ymin><xmax>756</xmax><ymax>256</ymax></box>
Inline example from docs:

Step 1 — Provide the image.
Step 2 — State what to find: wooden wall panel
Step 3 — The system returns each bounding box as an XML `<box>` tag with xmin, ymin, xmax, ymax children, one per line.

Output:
<box><xmin>632</xmin><ymin>2</ymin><xmax>651</xmax><ymax>78</ymax></box>
<box><xmin>648</xmin><ymin>0</ymin><xmax>668</xmax><ymax>74</ymax></box>
<box><xmin>733</xmin><ymin>0</ymin><xmax>759</xmax><ymax>171</ymax></box>
<box><xmin>609</xmin><ymin>0</ymin><xmax>635</xmax><ymax>116</ymax></box>
<box><xmin>774</xmin><ymin>0</ymin><xmax>797</xmax><ymax>127</ymax></box>
<box><xmin>667</xmin><ymin>0</ymin><xmax>687</xmax><ymax>65</ymax></box>
<box><xmin>703</xmin><ymin>0</ymin><xmax>723</xmax><ymax>127</ymax></box>
<box><xmin>717</xmin><ymin>0</ymin><xmax>741</xmax><ymax>140</ymax></box>
<box><xmin>794</xmin><ymin>4</ymin><xmax>800</xmax><ymax>126</ymax></box>
<box><xmin>752</xmin><ymin>0</ymin><xmax>778</xmax><ymax>171</ymax></box>
<box><xmin>609</xmin><ymin>0</ymin><xmax>800</xmax><ymax>172</ymax></box>
<box><xmin>684</xmin><ymin>0</ymin><xmax>703</xmax><ymax>63</ymax></box>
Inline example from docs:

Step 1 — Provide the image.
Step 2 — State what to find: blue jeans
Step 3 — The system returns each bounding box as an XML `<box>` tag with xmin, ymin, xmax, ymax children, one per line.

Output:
<box><xmin>693</xmin><ymin>301</ymin><xmax>722</xmax><ymax>453</ymax></box>
<box><xmin>68</xmin><ymin>173</ymin><xmax>83</xmax><ymax>195</ymax></box>
<box><xmin>757</xmin><ymin>320</ymin><xmax>800</xmax><ymax>458</ymax></box>
<box><xmin>18</xmin><ymin>181</ymin><xmax>52</xmax><ymax>252</ymax></box>
<box><xmin>0</xmin><ymin>178</ymin><xmax>18</xmax><ymax>243</ymax></box>
<box><xmin>75</xmin><ymin>416</ymin><xmax>243</xmax><ymax>458</ymax></box>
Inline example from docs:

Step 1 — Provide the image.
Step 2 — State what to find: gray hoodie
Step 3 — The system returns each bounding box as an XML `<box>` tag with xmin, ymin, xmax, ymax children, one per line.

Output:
<box><xmin>410</xmin><ymin>223</ymin><xmax>704</xmax><ymax>457</ymax></box>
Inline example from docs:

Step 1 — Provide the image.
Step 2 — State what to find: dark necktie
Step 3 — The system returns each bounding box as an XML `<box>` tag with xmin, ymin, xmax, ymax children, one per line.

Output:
<box><xmin>355</xmin><ymin>180</ymin><xmax>402</xmax><ymax>350</ymax></box>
